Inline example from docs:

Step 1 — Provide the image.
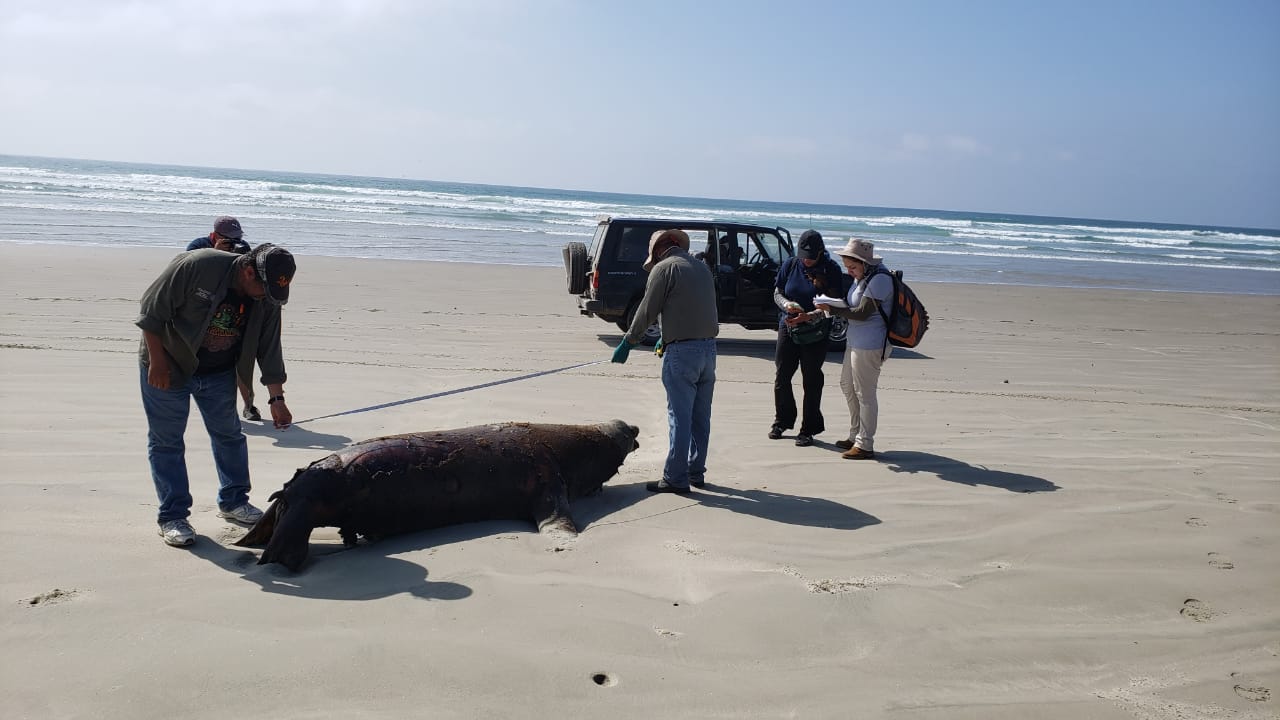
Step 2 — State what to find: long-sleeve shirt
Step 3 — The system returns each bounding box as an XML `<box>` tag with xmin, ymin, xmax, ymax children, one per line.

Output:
<box><xmin>773</xmin><ymin>256</ymin><xmax>845</xmax><ymax>329</ymax></box>
<box><xmin>624</xmin><ymin>248</ymin><xmax>719</xmax><ymax>345</ymax></box>
<box><xmin>136</xmin><ymin>249</ymin><xmax>287</xmax><ymax>389</ymax></box>
<box><xmin>825</xmin><ymin>266</ymin><xmax>894</xmax><ymax>350</ymax></box>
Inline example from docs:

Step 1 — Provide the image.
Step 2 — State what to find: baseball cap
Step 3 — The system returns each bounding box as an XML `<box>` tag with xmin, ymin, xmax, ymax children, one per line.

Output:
<box><xmin>214</xmin><ymin>216</ymin><xmax>244</xmax><ymax>240</ymax></box>
<box><xmin>251</xmin><ymin>243</ymin><xmax>296</xmax><ymax>305</ymax></box>
<box><xmin>797</xmin><ymin>229</ymin><xmax>825</xmax><ymax>261</ymax></box>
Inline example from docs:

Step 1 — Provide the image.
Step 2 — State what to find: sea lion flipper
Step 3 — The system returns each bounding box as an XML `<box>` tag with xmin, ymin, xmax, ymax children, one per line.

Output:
<box><xmin>533</xmin><ymin>466</ymin><xmax>578</xmax><ymax>536</ymax></box>
<box><xmin>234</xmin><ymin>499</ymin><xmax>282</xmax><ymax>547</ymax></box>
<box><xmin>537</xmin><ymin>509</ymin><xmax>578</xmax><ymax>536</ymax></box>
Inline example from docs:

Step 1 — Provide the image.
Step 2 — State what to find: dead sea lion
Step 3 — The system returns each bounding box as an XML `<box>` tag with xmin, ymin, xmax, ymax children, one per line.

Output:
<box><xmin>236</xmin><ymin>419</ymin><xmax>640</xmax><ymax>571</ymax></box>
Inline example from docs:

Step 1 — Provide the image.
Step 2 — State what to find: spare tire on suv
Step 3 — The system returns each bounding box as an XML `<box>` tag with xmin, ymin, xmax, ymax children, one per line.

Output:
<box><xmin>563</xmin><ymin>241</ymin><xmax>589</xmax><ymax>294</ymax></box>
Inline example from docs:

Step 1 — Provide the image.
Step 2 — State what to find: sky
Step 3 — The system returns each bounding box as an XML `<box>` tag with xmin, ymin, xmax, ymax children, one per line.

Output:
<box><xmin>2</xmin><ymin>0</ymin><xmax>1278</xmax><ymax>228</ymax></box>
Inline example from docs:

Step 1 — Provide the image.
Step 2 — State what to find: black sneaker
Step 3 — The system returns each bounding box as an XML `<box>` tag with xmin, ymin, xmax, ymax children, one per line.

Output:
<box><xmin>795</xmin><ymin>433</ymin><xmax>813</xmax><ymax>447</ymax></box>
<box><xmin>242</xmin><ymin>405</ymin><xmax>262</xmax><ymax>422</ymax></box>
<box><xmin>768</xmin><ymin>425</ymin><xmax>784</xmax><ymax>440</ymax></box>
<box><xmin>646</xmin><ymin>481</ymin><xmax>692</xmax><ymax>495</ymax></box>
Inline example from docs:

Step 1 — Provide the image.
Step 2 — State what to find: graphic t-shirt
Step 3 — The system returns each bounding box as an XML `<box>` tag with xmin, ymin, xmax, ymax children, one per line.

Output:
<box><xmin>194</xmin><ymin>288</ymin><xmax>252</xmax><ymax>375</ymax></box>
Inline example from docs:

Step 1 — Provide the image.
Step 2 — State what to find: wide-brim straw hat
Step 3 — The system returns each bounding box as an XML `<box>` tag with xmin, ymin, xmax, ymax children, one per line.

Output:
<box><xmin>643</xmin><ymin>228</ymin><xmax>691</xmax><ymax>271</ymax></box>
<box><xmin>833</xmin><ymin>238</ymin><xmax>882</xmax><ymax>265</ymax></box>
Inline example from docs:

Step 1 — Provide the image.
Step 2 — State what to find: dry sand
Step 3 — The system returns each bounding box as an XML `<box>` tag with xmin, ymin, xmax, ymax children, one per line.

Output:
<box><xmin>2</xmin><ymin>243</ymin><xmax>1278</xmax><ymax>719</ymax></box>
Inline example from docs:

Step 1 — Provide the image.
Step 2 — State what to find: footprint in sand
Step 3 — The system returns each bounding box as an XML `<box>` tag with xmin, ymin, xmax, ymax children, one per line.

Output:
<box><xmin>664</xmin><ymin>540</ymin><xmax>706</xmax><ymax>556</ymax></box>
<box><xmin>1179</xmin><ymin>598</ymin><xmax>1215</xmax><ymax>622</ymax></box>
<box><xmin>1232</xmin><ymin>683</ymin><xmax>1270</xmax><ymax>703</ymax></box>
<box><xmin>807</xmin><ymin>579</ymin><xmax>871</xmax><ymax>594</ymax></box>
<box><xmin>215</xmin><ymin>526</ymin><xmax>249</xmax><ymax>544</ymax></box>
<box><xmin>1185</xmin><ymin>517</ymin><xmax>1207</xmax><ymax>527</ymax></box>
<box><xmin>1207</xmin><ymin>552</ymin><xmax>1235</xmax><ymax>570</ymax></box>
<box><xmin>1216</xmin><ymin>492</ymin><xmax>1238</xmax><ymax>505</ymax></box>
<box><xmin>23</xmin><ymin>588</ymin><xmax>81</xmax><ymax>607</ymax></box>
<box><xmin>654</xmin><ymin>628</ymin><xmax>683</xmax><ymax>639</ymax></box>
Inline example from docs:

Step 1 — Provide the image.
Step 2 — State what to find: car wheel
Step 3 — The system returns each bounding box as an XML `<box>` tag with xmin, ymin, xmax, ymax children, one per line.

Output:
<box><xmin>827</xmin><ymin>316</ymin><xmax>848</xmax><ymax>352</ymax></box>
<box><xmin>563</xmin><ymin>242</ymin><xmax>589</xmax><ymax>294</ymax></box>
<box><xmin>620</xmin><ymin>303</ymin><xmax>661</xmax><ymax>346</ymax></box>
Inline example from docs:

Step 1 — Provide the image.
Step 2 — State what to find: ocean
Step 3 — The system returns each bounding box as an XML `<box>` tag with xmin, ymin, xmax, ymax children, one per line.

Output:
<box><xmin>2</xmin><ymin>154</ymin><xmax>1277</xmax><ymax>295</ymax></box>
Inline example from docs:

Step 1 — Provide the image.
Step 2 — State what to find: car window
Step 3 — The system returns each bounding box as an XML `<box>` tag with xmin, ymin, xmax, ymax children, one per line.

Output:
<box><xmin>745</xmin><ymin>231</ymin><xmax>784</xmax><ymax>266</ymax></box>
<box><xmin>614</xmin><ymin>225</ymin><xmax>711</xmax><ymax>263</ymax></box>
<box><xmin>711</xmin><ymin>230</ymin><xmax>744</xmax><ymax>268</ymax></box>
<box><xmin>615</xmin><ymin>226</ymin><xmax>653</xmax><ymax>263</ymax></box>
<box><xmin>682</xmin><ymin>229</ymin><xmax>710</xmax><ymax>250</ymax></box>
<box><xmin>588</xmin><ymin>223</ymin><xmax>607</xmax><ymax>258</ymax></box>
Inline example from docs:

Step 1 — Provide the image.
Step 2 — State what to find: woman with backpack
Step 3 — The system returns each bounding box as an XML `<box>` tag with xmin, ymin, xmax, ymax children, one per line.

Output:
<box><xmin>817</xmin><ymin>238</ymin><xmax>895</xmax><ymax>460</ymax></box>
<box><xmin>769</xmin><ymin>230</ymin><xmax>845</xmax><ymax>447</ymax></box>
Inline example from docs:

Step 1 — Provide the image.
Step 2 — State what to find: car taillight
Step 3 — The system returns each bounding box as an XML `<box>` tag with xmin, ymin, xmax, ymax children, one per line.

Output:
<box><xmin>590</xmin><ymin>270</ymin><xmax>599</xmax><ymax>291</ymax></box>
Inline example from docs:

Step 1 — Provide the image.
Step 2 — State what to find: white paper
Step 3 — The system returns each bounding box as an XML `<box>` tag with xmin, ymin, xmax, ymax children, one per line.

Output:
<box><xmin>813</xmin><ymin>294</ymin><xmax>847</xmax><ymax>308</ymax></box>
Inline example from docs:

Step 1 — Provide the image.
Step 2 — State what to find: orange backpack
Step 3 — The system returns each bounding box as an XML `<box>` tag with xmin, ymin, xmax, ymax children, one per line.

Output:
<box><xmin>872</xmin><ymin>267</ymin><xmax>930</xmax><ymax>353</ymax></box>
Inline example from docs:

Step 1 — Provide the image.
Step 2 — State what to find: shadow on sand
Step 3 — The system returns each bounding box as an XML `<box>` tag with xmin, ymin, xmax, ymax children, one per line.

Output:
<box><xmin>188</xmin><ymin>533</ymin><xmax>473</xmax><ymax>602</ymax></box>
<box><xmin>185</xmin><ymin>475</ymin><xmax>879</xmax><ymax>598</ymax></box>
<box><xmin>880</xmin><ymin>450</ymin><xmax>1060</xmax><ymax>493</ymax></box>
<box><xmin>240</xmin><ymin>422</ymin><xmax>352</xmax><ymax>451</ymax></box>
<box><xmin>578</xmin><ymin>481</ymin><xmax>881</xmax><ymax>531</ymax></box>
<box><xmin>597</xmin><ymin>333</ymin><xmax>931</xmax><ymax>361</ymax></box>
<box><xmin>183</xmin><ymin>485</ymin><xmax>653</xmax><ymax>599</ymax></box>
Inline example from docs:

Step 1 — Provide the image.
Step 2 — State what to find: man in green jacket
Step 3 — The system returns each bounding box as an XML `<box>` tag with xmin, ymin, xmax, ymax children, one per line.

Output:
<box><xmin>137</xmin><ymin>243</ymin><xmax>296</xmax><ymax>547</ymax></box>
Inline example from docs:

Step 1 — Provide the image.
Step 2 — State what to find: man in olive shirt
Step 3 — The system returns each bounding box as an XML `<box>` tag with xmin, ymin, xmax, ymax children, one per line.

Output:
<box><xmin>137</xmin><ymin>243</ymin><xmax>296</xmax><ymax>547</ymax></box>
<box><xmin>184</xmin><ymin>216</ymin><xmax>259</xmax><ymax>419</ymax></box>
<box><xmin>612</xmin><ymin>229</ymin><xmax>719</xmax><ymax>494</ymax></box>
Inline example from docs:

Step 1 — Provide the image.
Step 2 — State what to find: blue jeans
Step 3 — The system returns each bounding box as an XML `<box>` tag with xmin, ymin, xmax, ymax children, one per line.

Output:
<box><xmin>140</xmin><ymin>365</ymin><xmax>251</xmax><ymax>523</ymax></box>
<box><xmin>661</xmin><ymin>339</ymin><xmax>716</xmax><ymax>488</ymax></box>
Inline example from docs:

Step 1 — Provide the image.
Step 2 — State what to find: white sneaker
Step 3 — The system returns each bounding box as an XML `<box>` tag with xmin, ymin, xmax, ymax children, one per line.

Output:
<box><xmin>158</xmin><ymin>519</ymin><xmax>195</xmax><ymax>547</ymax></box>
<box><xmin>217</xmin><ymin>502</ymin><xmax>264</xmax><ymax>525</ymax></box>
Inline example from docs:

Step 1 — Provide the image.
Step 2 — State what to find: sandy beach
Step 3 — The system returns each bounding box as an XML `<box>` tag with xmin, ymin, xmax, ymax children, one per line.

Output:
<box><xmin>1</xmin><ymin>243</ymin><xmax>1277</xmax><ymax>719</ymax></box>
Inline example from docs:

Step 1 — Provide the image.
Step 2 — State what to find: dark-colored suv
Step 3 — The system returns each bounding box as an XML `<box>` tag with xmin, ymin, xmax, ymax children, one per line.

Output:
<box><xmin>562</xmin><ymin>216</ymin><xmax>848</xmax><ymax>350</ymax></box>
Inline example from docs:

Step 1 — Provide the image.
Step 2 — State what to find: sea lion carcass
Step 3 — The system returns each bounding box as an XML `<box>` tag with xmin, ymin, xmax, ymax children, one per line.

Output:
<box><xmin>236</xmin><ymin>419</ymin><xmax>640</xmax><ymax>571</ymax></box>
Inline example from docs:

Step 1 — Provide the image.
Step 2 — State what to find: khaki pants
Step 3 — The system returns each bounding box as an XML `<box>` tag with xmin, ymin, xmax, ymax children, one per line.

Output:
<box><xmin>839</xmin><ymin>346</ymin><xmax>891</xmax><ymax>451</ymax></box>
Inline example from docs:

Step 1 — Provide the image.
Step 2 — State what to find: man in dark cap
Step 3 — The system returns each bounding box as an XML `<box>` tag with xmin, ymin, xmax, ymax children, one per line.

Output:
<box><xmin>137</xmin><ymin>242</ymin><xmax>297</xmax><ymax>547</ymax></box>
<box><xmin>187</xmin><ymin>215</ymin><xmax>251</xmax><ymax>254</ymax></box>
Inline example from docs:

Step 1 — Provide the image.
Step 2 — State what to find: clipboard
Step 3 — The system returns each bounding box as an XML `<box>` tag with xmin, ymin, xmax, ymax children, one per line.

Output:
<box><xmin>813</xmin><ymin>294</ymin><xmax>847</xmax><ymax>308</ymax></box>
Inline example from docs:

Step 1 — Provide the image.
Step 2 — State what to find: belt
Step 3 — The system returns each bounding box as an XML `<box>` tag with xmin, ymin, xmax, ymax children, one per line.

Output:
<box><xmin>665</xmin><ymin>337</ymin><xmax>713</xmax><ymax>345</ymax></box>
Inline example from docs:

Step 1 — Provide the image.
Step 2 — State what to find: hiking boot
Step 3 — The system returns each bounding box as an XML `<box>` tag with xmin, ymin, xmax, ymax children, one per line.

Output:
<box><xmin>835</xmin><ymin>439</ymin><xmax>855</xmax><ymax>450</ymax></box>
<box><xmin>768</xmin><ymin>425</ymin><xmax>784</xmax><ymax>440</ymax></box>
<box><xmin>841</xmin><ymin>447</ymin><xmax>877</xmax><ymax>460</ymax></box>
<box><xmin>795</xmin><ymin>433</ymin><xmax>813</xmax><ymax>447</ymax></box>
<box><xmin>242</xmin><ymin>405</ymin><xmax>262</xmax><ymax>422</ymax></box>
<box><xmin>217</xmin><ymin>502</ymin><xmax>264</xmax><ymax>525</ymax></box>
<box><xmin>646</xmin><ymin>480</ymin><xmax>692</xmax><ymax>495</ymax></box>
<box><xmin>158</xmin><ymin>519</ymin><xmax>195</xmax><ymax>547</ymax></box>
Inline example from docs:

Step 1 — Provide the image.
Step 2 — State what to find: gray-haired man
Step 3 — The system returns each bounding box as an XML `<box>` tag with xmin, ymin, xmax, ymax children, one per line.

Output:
<box><xmin>612</xmin><ymin>229</ymin><xmax>719</xmax><ymax>493</ymax></box>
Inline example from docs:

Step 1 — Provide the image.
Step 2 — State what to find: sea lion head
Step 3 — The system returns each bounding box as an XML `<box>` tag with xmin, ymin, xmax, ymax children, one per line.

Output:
<box><xmin>561</xmin><ymin>419</ymin><xmax>640</xmax><ymax>499</ymax></box>
<box><xmin>599</xmin><ymin>419</ymin><xmax>640</xmax><ymax>456</ymax></box>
